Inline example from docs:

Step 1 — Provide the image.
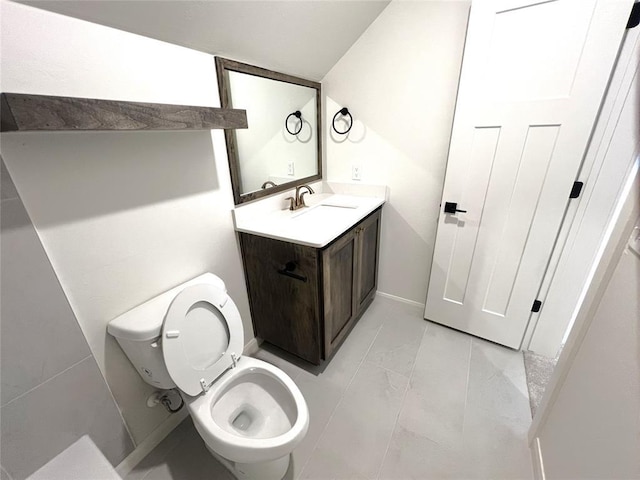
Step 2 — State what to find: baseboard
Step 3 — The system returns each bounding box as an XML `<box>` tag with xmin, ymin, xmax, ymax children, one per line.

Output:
<box><xmin>243</xmin><ymin>337</ymin><xmax>260</xmax><ymax>355</ymax></box>
<box><xmin>531</xmin><ymin>437</ymin><xmax>546</xmax><ymax>480</ymax></box>
<box><xmin>376</xmin><ymin>291</ymin><xmax>425</xmax><ymax>309</ymax></box>
<box><xmin>115</xmin><ymin>408</ymin><xmax>188</xmax><ymax>477</ymax></box>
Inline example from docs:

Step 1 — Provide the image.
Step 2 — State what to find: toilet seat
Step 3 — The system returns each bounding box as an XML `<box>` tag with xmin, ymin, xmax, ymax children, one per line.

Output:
<box><xmin>162</xmin><ymin>283</ymin><xmax>244</xmax><ymax>396</ymax></box>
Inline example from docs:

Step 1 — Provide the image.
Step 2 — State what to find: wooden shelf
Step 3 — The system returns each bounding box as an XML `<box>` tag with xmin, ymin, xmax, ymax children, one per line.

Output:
<box><xmin>0</xmin><ymin>93</ymin><xmax>247</xmax><ymax>132</ymax></box>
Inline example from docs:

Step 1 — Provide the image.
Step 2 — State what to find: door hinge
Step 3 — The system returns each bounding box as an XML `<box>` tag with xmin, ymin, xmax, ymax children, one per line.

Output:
<box><xmin>627</xmin><ymin>2</ymin><xmax>640</xmax><ymax>29</ymax></box>
<box><xmin>531</xmin><ymin>300</ymin><xmax>542</xmax><ymax>313</ymax></box>
<box><xmin>569</xmin><ymin>181</ymin><xmax>584</xmax><ymax>199</ymax></box>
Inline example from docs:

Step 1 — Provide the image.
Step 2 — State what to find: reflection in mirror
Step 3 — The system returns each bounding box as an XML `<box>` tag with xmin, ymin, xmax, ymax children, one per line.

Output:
<box><xmin>216</xmin><ymin>57</ymin><xmax>322</xmax><ymax>205</ymax></box>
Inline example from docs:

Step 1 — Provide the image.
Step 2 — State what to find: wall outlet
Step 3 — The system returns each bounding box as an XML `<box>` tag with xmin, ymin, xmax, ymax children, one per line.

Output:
<box><xmin>352</xmin><ymin>165</ymin><xmax>362</xmax><ymax>181</ymax></box>
<box><xmin>287</xmin><ymin>161</ymin><xmax>295</xmax><ymax>176</ymax></box>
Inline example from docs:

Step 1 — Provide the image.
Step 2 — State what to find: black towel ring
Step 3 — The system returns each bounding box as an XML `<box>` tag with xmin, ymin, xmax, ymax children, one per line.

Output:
<box><xmin>332</xmin><ymin>107</ymin><xmax>353</xmax><ymax>135</ymax></box>
<box><xmin>285</xmin><ymin>110</ymin><xmax>303</xmax><ymax>135</ymax></box>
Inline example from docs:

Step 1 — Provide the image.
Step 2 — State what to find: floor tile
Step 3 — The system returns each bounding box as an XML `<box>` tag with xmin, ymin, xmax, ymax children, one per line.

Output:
<box><xmin>0</xmin><ymin>465</ymin><xmax>13</xmax><ymax>480</ymax></box>
<box><xmin>286</xmin><ymin>373</ymin><xmax>344</xmax><ymax>479</ymax></box>
<box><xmin>252</xmin><ymin>345</ymin><xmax>307</xmax><ymax>381</ymax></box>
<box><xmin>462</xmin><ymin>339</ymin><xmax>533</xmax><ymax>479</ymax></box>
<box><xmin>395</xmin><ymin>322</ymin><xmax>471</xmax><ymax>448</ymax></box>
<box><xmin>300</xmin><ymin>362</ymin><xmax>408</xmax><ymax>480</ymax></box>
<box><xmin>125</xmin><ymin>418</ymin><xmax>192</xmax><ymax>480</ymax></box>
<box><xmin>308</xmin><ymin>307</ymin><xmax>383</xmax><ymax>391</ymax></box>
<box><xmin>364</xmin><ymin>301</ymin><xmax>426</xmax><ymax>377</ymax></box>
<box><xmin>466</xmin><ymin>339</ymin><xmax>530</xmax><ymax>424</ymax></box>
<box><xmin>122</xmin><ymin>296</ymin><xmax>534</xmax><ymax>480</ymax></box>
<box><xmin>138</xmin><ymin>418</ymin><xmax>233</xmax><ymax>480</ymax></box>
<box><xmin>379</xmin><ymin>423</ymin><xmax>478</xmax><ymax>480</ymax></box>
<box><xmin>462</xmin><ymin>408</ymin><xmax>533</xmax><ymax>480</ymax></box>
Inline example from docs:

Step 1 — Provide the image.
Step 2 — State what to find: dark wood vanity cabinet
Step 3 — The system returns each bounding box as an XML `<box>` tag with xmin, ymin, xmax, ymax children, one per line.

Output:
<box><xmin>239</xmin><ymin>207</ymin><xmax>382</xmax><ymax>365</ymax></box>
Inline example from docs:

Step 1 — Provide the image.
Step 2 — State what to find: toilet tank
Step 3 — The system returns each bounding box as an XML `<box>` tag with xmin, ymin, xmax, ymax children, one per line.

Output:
<box><xmin>107</xmin><ymin>273</ymin><xmax>227</xmax><ymax>389</ymax></box>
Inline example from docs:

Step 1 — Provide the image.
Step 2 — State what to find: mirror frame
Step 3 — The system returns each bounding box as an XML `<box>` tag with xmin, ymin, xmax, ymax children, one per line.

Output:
<box><xmin>215</xmin><ymin>57</ymin><xmax>323</xmax><ymax>205</ymax></box>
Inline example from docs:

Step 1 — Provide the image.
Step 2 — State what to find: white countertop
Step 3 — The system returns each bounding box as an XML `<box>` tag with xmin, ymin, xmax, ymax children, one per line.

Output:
<box><xmin>233</xmin><ymin>188</ymin><xmax>386</xmax><ymax>248</ymax></box>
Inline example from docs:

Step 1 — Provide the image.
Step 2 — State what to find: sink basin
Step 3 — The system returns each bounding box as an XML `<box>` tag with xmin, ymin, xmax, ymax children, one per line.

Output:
<box><xmin>292</xmin><ymin>204</ymin><xmax>358</xmax><ymax>226</ymax></box>
<box><xmin>293</xmin><ymin>203</ymin><xmax>357</xmax><ymax>218</ymax></box>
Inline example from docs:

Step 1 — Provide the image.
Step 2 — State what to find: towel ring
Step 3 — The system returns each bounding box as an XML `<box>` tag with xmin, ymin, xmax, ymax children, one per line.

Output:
<box><xmin>285</xmin><ymin>110</ymin><xmax>303</xmax><ymax>135</ymax></box>
<box><xmin>332</xmin><ymin>107</ymin><xmax>353</xmax><ymax>135</ymax></box>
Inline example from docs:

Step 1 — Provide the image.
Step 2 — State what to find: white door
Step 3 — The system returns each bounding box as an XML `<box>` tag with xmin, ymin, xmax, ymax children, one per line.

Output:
<box><xmin>424</xmin><ymin>0</ymin><xmax>633</xmax><ymax>349</ymax></box>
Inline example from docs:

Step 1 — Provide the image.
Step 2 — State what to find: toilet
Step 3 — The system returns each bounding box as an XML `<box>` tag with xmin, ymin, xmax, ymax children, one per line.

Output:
<box><xmin>107</xmin><ymin>273</ymin><xmax>309</xmax><ymax>480</ymax></box>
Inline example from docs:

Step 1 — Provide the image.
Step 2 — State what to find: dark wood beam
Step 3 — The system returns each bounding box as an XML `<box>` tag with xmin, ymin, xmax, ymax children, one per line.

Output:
<box><xmin>0</xmin><ymin>93</ymin><xmax>247</xmax><ymax>132</ymax></box>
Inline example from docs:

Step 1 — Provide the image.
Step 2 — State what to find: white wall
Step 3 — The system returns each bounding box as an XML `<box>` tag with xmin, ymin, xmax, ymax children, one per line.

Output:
<box><xmin>16</xmin><ymin>0</ymin><xmax>390</xmax><ymax>81</ymax></box>
<box><xmin>531</xmin><ymin>168</ymin><xmax>640</xmax><ymax>478</ymax></box>
<box><xmin>230</xmin><ymin>73</ymin><xmax>317</xmax><ymax>193</ymax></box>
<box><xmin>323</xmin><ymin>0</ymin><xmax>470</xmax><ymax>304</ymax></box>
<box><xmin>0</xmin><ymin>0</ymin><xmax>252</xmax><ymax>446</ymax></box>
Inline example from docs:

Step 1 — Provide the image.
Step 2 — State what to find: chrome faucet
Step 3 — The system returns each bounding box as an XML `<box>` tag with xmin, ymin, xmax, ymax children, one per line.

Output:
<box><xmin>285</xmin><ymin>185</ymin><xmax>315</xmax><ymax>211</ymax></box>
<box><xmin>261</xmin><ymin>180</ymin><xmax>277</xmax><ymax>189</ymax></box>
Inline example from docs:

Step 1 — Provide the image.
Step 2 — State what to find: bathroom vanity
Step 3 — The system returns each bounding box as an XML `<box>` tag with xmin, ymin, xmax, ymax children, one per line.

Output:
<box><xmin>236</xmin><ymin>193</ymin><xmax>384</xmax><ymax>365</ymax></box>
<box><xmin>216</xmin><ymin>56</ymin><xmax>385</xmax><ymax>364</ymax></box>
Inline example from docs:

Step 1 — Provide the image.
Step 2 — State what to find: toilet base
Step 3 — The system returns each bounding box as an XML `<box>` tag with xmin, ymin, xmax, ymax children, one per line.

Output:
<box><xmin>204</xmin><ymin>443</ymin><xmax>290</xmax><ymax>480</ymax></box>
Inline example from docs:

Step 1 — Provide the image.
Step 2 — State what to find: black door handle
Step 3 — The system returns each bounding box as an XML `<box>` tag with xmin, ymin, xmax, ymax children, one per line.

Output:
<box><xmin>444</xmin><ymin>202</ymin><xmax>467</xmax><ymax>214</ymax></box>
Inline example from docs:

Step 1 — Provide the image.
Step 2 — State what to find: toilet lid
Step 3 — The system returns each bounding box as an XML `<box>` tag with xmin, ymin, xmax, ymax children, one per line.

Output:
<box><xmin>162</xmin><ymin>283</ymin><xmax>244</xmax><ymax>396</ymax></box>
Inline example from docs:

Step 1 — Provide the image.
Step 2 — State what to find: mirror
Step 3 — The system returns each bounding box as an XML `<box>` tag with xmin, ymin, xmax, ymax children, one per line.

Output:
<box><xmin>215</xmin><ymin>57</ymin><xmax>322</xmax><ymax>205</ymax></box>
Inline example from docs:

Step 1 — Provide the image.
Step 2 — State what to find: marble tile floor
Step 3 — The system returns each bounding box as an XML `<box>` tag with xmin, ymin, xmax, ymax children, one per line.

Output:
<box><xmin>126</xmin><ymin>296</ymin><xmax>533</xmax><ymax>480</ymax></box>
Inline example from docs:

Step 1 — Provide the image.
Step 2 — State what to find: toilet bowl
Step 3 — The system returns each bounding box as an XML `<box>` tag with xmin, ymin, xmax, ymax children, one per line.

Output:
<box><xmin>107</xmin><ymin>273</ymin><xmax>309</xmax><ymax>480</ymax></box>
<box><xmin>186</xmin><ymin>357</ymin><xmax>307</xmax><ymax>479</ymax></box>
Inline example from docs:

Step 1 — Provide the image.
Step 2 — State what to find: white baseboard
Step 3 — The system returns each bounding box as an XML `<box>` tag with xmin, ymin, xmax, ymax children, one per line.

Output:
<box><xmin>115</xmin><ymin>408</ymin><xmax>188</xmax><ymax>477</ymax></box>
<box><xmin>243</xmin><ymin>337</ymin><xmax>260</xmax><ymax>355</ymax></box>
<box><xmin>531</xmin><ymin>437</ymin><xmax>546</xmax><ymax>480</ymax></box>
<box><xmin>376</xmin><ymin>291</ymin><xmax>425</xmax><ymax>309</ymax></box>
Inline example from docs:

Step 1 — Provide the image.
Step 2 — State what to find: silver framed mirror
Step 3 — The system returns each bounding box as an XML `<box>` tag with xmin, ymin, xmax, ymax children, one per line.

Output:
<box><xmin>215</xmin><ymin>57</ymin><xmax>322</xmax><ymax>205</ymax></box>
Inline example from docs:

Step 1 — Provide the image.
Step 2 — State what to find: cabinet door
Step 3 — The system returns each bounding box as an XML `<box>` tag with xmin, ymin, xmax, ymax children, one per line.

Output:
<box><xmin>322</xmin><ymin>229</ymin><xmax>358</xmax><ymax>359</ymax></box>
<box><xmin>354</xmin><ymin>209</ymin><xmax>381</xmax><ymax>314</ymax></box>
<box><xmin>239</xmin><ymin>233</ymin><xmax>322</xmax><ymax>364</ymax></box>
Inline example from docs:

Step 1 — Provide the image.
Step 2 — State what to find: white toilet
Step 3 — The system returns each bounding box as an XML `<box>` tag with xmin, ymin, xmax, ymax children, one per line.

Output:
<box><xmin>107</xmin><ymin>273</ymin><xmax>309</xmax><ymax>480</ymax></box>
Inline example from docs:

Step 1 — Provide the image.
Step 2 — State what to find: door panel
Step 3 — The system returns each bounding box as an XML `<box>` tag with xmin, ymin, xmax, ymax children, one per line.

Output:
<box><xmin>483</xmin><ymin>1</ymin><xmax>593</xmax><ymax>102</ymax></box>
<box><xmin>355</xmin><ymin>209</ymin><xmax>381</xmax><ymax>310</ymax></box>
<box><xmin>322</xmin><ymin>230</ymin><xmax>357</xmax><ymax>357</ymax></box>
<box><xmin>240</xmin><ymin>233</ymin><xmax>322</xmax><ymax>363</ymax></box>
<box><xmin>425</xmin><ymin>0</ymin><xmax>632</xmax><ymax>348</ymax></box>
<box><xmin>481</xmin><ymin>125</ymin><xmax>559</xmax><ymax>316</ymax></box>
<box><xmin>442</xmin><ymin>126</ymin><xmax>501</xmax><ymax>304</ymax></box>
<box><xmin>328</xmin><ymin>240</ymin><xmax>355</xmax><ymax>341</ymax></box>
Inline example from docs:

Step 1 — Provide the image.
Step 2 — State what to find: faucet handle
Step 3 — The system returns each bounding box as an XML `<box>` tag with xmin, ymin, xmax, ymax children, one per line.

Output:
<box><xmin>285</xmin><ymin>197</ymin><xmax>295</xmax><ymax>211</ymax></box>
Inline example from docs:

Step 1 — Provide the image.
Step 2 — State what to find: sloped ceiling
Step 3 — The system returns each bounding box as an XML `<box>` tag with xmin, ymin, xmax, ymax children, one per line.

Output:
<box><xmin>16</xmin><ymin>0</ymin><xmax>390</xmax><ymax>81</ymax></box>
